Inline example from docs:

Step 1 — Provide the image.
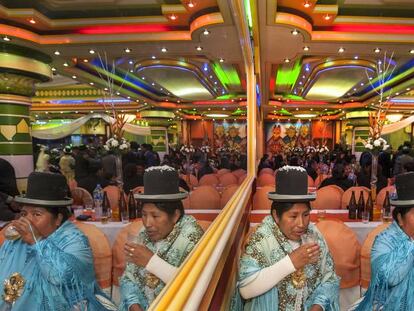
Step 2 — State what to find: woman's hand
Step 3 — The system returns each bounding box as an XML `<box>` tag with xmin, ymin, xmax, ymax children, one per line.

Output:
<box><xmin>124</xmin><ymin>242</ymin><xmax>154</xmax><ymax>267</ymax></box>
<box><xmin>289</xmin><ymin>242</ymin><xmax>320</xmax><ymax>270</ymax></box>
<box><xmin>309</xmin><ymin>304</ymin><xmax>323</xmax><ymax>311</ymax></box>
<box><xmin>129</xmin><ymin>304</ymin><xmax>144</xmax><ymax>311</ymax></box>
<box><xmin>11</xmin><ymin>217</ymin><xmax>41</xmax><ymax>245</ymax></box>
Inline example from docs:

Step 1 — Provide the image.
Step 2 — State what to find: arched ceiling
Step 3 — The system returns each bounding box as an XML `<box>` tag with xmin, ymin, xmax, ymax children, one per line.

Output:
<box><xmin>0</xmin><ymin>0</ymin><xmax>412</xmax><ymax>123</ymax></box>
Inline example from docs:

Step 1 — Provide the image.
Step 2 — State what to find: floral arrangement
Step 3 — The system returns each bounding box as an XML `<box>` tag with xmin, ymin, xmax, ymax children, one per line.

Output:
<box><xmin>364</xmin><ymin>136</ymin><xmax>389</xmax><ymax>153</ymax></box>
<box><xmin>200</xmin><ymin>145</ymin><xmax>211</xmax><ymax>154</ymax></box>
<box><xmin>305</xmin><ymin>146</ymin><xmax>317</xmax><ymax>154</ymax></box>
<box><xmin>180</xmin><ymin>144</ymin><xmax>195</xmax><ymax>155</ymax></box>
<box><xmin>216</xmin><ymin>146</ymin><xmax>229</xmax><ymax>154</ymax></box>
<box><xmin>104</xmin><ymin>135</ymin><xmax>130</xmax><ymax>153</ymax></box>
<box><xmin>317</xmin><ymin>145</ymin><xmax>329</xmax><ymax>154</ymax></box>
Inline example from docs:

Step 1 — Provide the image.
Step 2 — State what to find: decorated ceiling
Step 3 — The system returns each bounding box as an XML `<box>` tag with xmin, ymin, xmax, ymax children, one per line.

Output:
<box><xmin>0</xmin><ymin>0</ymin><xmax>412</xmax><ymax>123</ymax></box>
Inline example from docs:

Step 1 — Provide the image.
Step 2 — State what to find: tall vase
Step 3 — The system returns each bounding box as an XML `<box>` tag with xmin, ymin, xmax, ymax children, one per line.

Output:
<box><xmin>115</xmin><ymin>154</ymin><xmax>123</xmax><ymax>188</ymax></box>
<box><xmin>370</xmin><ymin>153</ymin><xmax>378</xmax><ymax>201</ymax></box>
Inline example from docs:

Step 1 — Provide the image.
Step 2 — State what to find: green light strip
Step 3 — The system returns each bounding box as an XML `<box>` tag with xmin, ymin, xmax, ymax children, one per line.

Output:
<box><xmin>244</xmin><ymin>0</ymin><xmax>253</xmax><ymax>29</ymax></box>
<box><xmin>275</xmin><ymin>59</ymin><xmax>302</xmax><ymax>91</ymax></box>
<box><xmin>212</xmin><ymin>63</ymin><xmax>241</xmax><ymax>90</ymax></box>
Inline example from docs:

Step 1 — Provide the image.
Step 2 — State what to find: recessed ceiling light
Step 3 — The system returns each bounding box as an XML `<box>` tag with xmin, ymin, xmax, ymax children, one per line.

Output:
<box><xmin>304</xmin><ymin>1</ymin><xmax>311</xmax><ymax>8</ymax></box>
<box><xmin>303</xmin><ymin>46</ymin><xmax>310</xmax><ymax>51</ymax></box>
<box><xmin>410</xmin><ymin>49</ymin><xmax>414</xmax><ymax>54</ymax></box>
<box><xmin>63</xmin><ymin>62</ymin><xmax>69</xmax><ymax>67</ymax></box>
<box><xmin>151</xmin><ymin>55</ymin><xmax>156</xmax><ymax>59</ymax></box>
<box><xmin>90</xmin><ymin>111</ymin><xmax>94</xmax><ymax>113</ymax></box>
<box><xmin>396</xmin><ymin>92</ymin><xmax>400</xmax><ymax>95</ymax></box>
<box><xmin>161</xmin><ymin>47</ymin><xmax>167</xmax><ymax>53</ymax></box>
<box><xmin>203</xmin><ymin>29</ymin><xmax>210</xmax><ymax>35</ymax></box>
<box><xmin>151</xmin><ymin>82</ymin><xmax>155</xmax><ymax>86</ymax></box>
<box><xmin>284</xmin><ymin>58</ymin><xmax>290</xmax><ymax>63</ymax></box>
<box><xmin>214</xmin><ymin>81</ymin><xmax>218</xmax><ymax>85</ymax></box>
<box><xmin>222</xmin><ymin>107</ymin><xmax>226</xmax><ymax>110</ymax></box>
<box><xmin>187</xmin><ymin>1</ymin><xmax>195</xmax><ymax>8</ymax></box>
<box><xmin>374</xmin><ymin>47</ymin><xmax>381</xmax><ymax>53</ymax></box>
<box><xmin>196</xmin><ymin>46</ymin><xmax>202</xmax><ymax>51</ymax></box>
<box><xmin>354</xmin><ymin>55</ymin><xmax>359</xmax><ymax>59</ymax></box>
<box><xmin>89</xmin><ymin>82</ymin><xmax>94</xmax><ymax>85</ymax></box>
<box><xmin>104</xmin><ymin>87</ymin><xmax>108</xmax><ymax>91</ymax></box>
<box><xmin>124</xmin><ymin>48</ymin><xmax>131</xmax><ymax>53</ymax></box>
<box><xmin>291</xmin><ymin>29</ymin><xmax>299</xmax><ymax>36</ymax></box>
<box><xmin>406</xmin><ymin>88</ymin><xmax>411</xmax><ymax>91</ymax></box>
<box><xmin>324</xmin><ymin>14</ymin><xmax>331</xmax><ymax>20</ymax></box>
<box><xmin>219</xmin><ymin>58</ymin><xmax>224</xmax><ymax>63</ymax></box>
<box><xmin>141</xmin><ymin>76</ymin><xmax>145</xmax><ymax>80</ymax></box>
<box><xmin>127</xmin><ymin>96</ymin><xmax>130</xmax><ymax>99</ymax></box>
<box><xmin>128</xmin><ymin>60</ymin><xmax>133</xmax><ymax>65</ymax></box>
<box><xmin>206</xmin><ymin>113</ymin><xmax>228</xmax><ymax>118</ymax></box>
<box><xmin>129</xmin><ymin>69</ymin><xmax>133</xmax><ymax>73</ymax></box>
<box><xmin>2</xmin><ymin>36</ymin><xmax>10</xmax><ymax>41</ymax></box>
<box><xmin>338</xmin><ymin>47</ymin><xmax>345</xmax><ymax>53</ymax></box>
<box><xmin>360</xmin><ymin>82</ymin><xmax>364</xmax><ymax>86</ymax></box>
<box><xmin>169</xmin><ymin>14</ymin><xmax>177</xmax><ymax>21</ymax></box>
<box><xmin>54</xmin><ymin>50</ymin><xmax>60</xmax><ymax>55</ymax></box>
<box><xmin>72</xmin><ymin>75</ymin><xmax>77</xmax><ymax>79</ymax></box>
<box><xmin>116</xmin><ymin>92</ymin><xmax>120</xmax><ymax>95</ymax></box>
<box><xmin>83</xmin><ymin>59</ymin><xmax>88</xmax><ymax>63</ymax></box>
<box><xmin>51</xmin><ymin>67</ymin><xmax>56</xmax><ymax>71</ymax></box>
<box><xmin>89</xmin><ymin>49</ymin><xmax>95</xmax><ymax>54</ymax></box>
<box><xmin>29</xmin><ymin>18</ymin><xmax>36</xmax><ymax>24</ymax></box>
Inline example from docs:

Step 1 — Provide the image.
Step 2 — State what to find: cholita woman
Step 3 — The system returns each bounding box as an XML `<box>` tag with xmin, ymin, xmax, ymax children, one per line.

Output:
<box><xmin>234</xmin><ymin>166</ymin><xmax>339</xmax><ymax>311</ymax></box>
<box><xmin>119</xmin><ymin>165</ymin><xmax>204</xmax><ymax>311</ymax></box>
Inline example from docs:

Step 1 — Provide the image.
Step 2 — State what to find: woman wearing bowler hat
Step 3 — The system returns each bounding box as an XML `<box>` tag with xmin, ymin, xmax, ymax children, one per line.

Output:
<box><xmin>352</xmin><ymin>172</ymin><xmax>414</xmax><ymax>311</ymax></box>
<box><xmin>233</xmin><ymin>166</ymin><xmax>339</xmax><ymax>311</ymax></box>
<box><xmin>119</xmin><ymin>165</ymin><xmax>204</xmax><ymax>311</ymax></box>
<box><xmin>0</xmin><ymin>172</ymin><xmax>116</xmax><ymax>310</ymax></box>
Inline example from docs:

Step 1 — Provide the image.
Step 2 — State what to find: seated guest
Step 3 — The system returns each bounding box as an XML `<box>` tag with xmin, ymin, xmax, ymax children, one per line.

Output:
<box><xmin>123</xmin><ymin>163</ymin><xmax>144</xmax><ymax>194</ymax></box>
<box><xmin>233</xmin><ymin>166</ymin><xmax>339</xmax><ymax>310</ymax></box>
<box><xmin>0</xmin><ymin>172</ymin><xmax>115</xmax><ymax>310</ymax></box>
<box><xmin>319</xmin><ymin>164</ymin><xmax>354</xmax><ymax>191</ymax></box>
<box><xmin>352</xmin><ymin>172</ymin><xmax>414</xmax><ymax>310</ymax></box>
<box><xmin>77</xmin><ymin>159</ymin><xmax>109</xmax><ymax>195</ymax></box>
<box><xmin>119</xmin><ymin>166</ymin><xmax>204</xmax><ymax>311</ymax></box>
<box><xmin>306</xmin><ymin>159</ymin><xmax>318</xmax><ymax>181</ymax></box>
<box><xmin>357</xmin><ymin>162</ymin><xmax>387</xmax><ymax>192</ymax></box>
<box><xmin>0</xmin><ymin>159</ymin><xmax>20</xmax><ymax>221</ymax></box>
<box><xmin>197</xmin><ymin>160</ymin><xmax>214</xmax><ymax>181</ymax></box>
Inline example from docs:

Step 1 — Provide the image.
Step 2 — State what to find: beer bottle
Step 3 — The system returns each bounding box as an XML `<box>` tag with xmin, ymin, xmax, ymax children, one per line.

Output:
<box><xmin>128</xmin><ymin>191</ymin><xmax>137</xmax><ymax>220</ymax></box>
<box><xmin>118</xmin><ymin>189</ymin><xmax>127</xmax><ymax>222</ymax></box>
<box><xmin>101</xmin><ymin>191</ymin><xmax>110</xmax><ymax>223</ymax></box>
<box><xmin>382</xmin><ymin>191</ymin><xmax>392</xmax><ymax>222</ymax></box>
<box><xmin>348</xmin><ymin>190</ymin><xmax>357</xmax><ymax>219</ymax></box>
<box><xmin>366</xmin><ymin>192</ymin><xmax>374</xmax><ymax>221</ymax></box>
<box><xmin>357</xmin><ymin>190</ymin><xmax>365</xmax><ymax>219</ymax></box>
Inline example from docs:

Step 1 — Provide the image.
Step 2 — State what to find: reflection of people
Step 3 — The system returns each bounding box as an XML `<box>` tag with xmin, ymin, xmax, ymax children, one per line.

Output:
<box><xmin>234</xmin><ymin>166</ymin><xmax>339</xmax><ymax>310</ymax></box>
<box><xmin>352</xmin><ymin>172</ymin><xmax>414</xmax><ymax>311</ymax></box>
<box><xmin>119</xmin><ymin>166</ymin><xmax>204</xmax><ymax>311</ymax></box>
<box><xmin>296</xmin><ymin>125</ymin><xmax>312</xmax><ymax>148</ymax></box>
<box><xmin>214</xmin><ymin>125</ymin><xmax>226</xmax><ymax>149</ymax></box>
<box><xmin>228</xmin><ymin>125</ymin><xmax>243</xmax><ymax>149</ymax></box>
<box><xmin>59</xmin><ymin>145</ymin><xmax>75</xmax><ymax>182</ymax></box>
<box><xmin>0</xmin><ymin>159</ymin><xmax>20</xmax><ymax>221</ymax></box>
<box><xmin>0</xmin><ymin>172</ymin><xmax>113</xmax><ymax>310</ymax></box>
<box><xmin>266</xmin><ymin>125</ymin><xmax>284</xmax><ymax>155</ymax></box>
<box><xmin>283</xmin><ymin>125</ymin><xmax>298</xmax><ymax>149</ymax></box>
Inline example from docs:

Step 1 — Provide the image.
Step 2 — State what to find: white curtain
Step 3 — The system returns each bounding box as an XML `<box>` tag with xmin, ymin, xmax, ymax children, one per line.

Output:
<box><xmin>382</xmin><ymin>115</ymin><xmax>414</xmax><ymax>135</ymax></box>
<box><xmin>32</xmin><ymin>112</ymin><xmax>151</xmax><ymax>140</ymax></box>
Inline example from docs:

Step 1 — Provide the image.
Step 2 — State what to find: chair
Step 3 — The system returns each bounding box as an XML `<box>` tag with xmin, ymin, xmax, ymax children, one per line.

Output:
<box><xmin>311</xmin><ymin>185</ymin><xmax>344</xmax><ymax>210</ymax></box>
<box><xmin>360</xmin><ymin>223</ymin><xmax>391</xmax><ymax>290</ymax></box>
<box><xmin>258</xmin><ymin>168</ymin><xmax>274</xmax><ymax>176</ymax></box>
<box><xmin>199</xmin><ymin>174</ymin><xmax>219</xmax><ymax>186</ymax></box>
<box><xmin>103</xmin><ymin>185</ymin><xmax>128</xmax><ymax>210</ymax></box>
<box><xmin>341</xmin><ymin>186</ymin><xmax>370</xmax><ymax>210</ymax></box>
<box><xmin>314</xmin><ymin>174</ymin><xmax>330</xmax><ymax>188</ymax></box>
<box><xmin>217</xmin><ymin>168</ymin><xmax>231</xmax><ymax>176</ymax></box>
<box><xmin>238</xmin><ymin>173</ymin><xmax>247</xmax><ymax>185</ymax></box>
<box><xmin>232</xmin><ymin>169</ymin><xmax>247</xmax><ymax>178</ymax></box>
<box><xmin>252</xmin><ymin>185</ymin><xmax>274</xmax><ymax>210</ymax></box>
<box><xmin>307</xmin><ymin>175</ymin><xmax>315</xmax><ymax>188</ymax></box>
<box><xmin>257</xmin><ymin>173</ymin><xmax>275</xmax><ymax>187</ymax></box>
<box><xmin>197</xmin><ymin>220</ymin><xmax>212</xmax><ymax>232</ymax></box>
<box><xmin>71</xmin><ymin>187</ymin><xmax>93</xmax><ymax>206</ymax></box>
<box><xmin>375</xmin><ymin>185</ymin><xmax>395</xmax><ymax>207</ymax></box>
<box><xmin>220</xmin><ymin>184</ymin><xmax>239</xmax><ymax>209</ymax></box>
<box><xmin>316</xmin><ymin>220</ymin><xmax>361</xmax><ymax>311</ymax></box>
<box><xmin>68</xmin><ymin>179</ymin><xmax>78</xmax><ymax>190</ymax></box>
<box><xmin>219</xmin><ymin>173</ymin><xmax>238</xmax><ymax>187</ymax></box>
<box><xmin>189</xmin><ymin>185</ymin><xmax>221</xmax><ymax>210</ymax></box>
<box><xmin>180</xmin><ymin>174</ymin><xmax>198</xmax><ymax>190</ymax></box>
<box><xmin>74</xmin><ymin>222</ymin><xmax>112</xmax><ymax>294</ymax></box>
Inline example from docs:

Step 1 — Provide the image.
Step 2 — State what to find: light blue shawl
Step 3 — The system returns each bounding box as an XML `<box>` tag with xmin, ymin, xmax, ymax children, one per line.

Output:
<box><xmin>233</xmin><ymin>216</ymin><xmax>340</xmax><ymax>311</ymax></box>
<box><xmin>355</xmin><ymin>221</ymin><xmax>414</xmax><ymax>311</ymax></box>
<box><xmin>0</xmin><ymin>221</ymin><xmax>111</xmax><ymax>311</ymax></box>
<box><xmin>118</xmin><ymin>215</ymin><xmax>204</xmax><ymax>311</ymax></box>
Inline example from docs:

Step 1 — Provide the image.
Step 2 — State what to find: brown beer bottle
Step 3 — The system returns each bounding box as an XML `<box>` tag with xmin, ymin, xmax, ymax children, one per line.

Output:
<box><xmin>102</xmin><ymin>191</ymin><xmax>111</xmax><ymax>223</ymax></box>
<box><xmin>383</xmin><ymin>191</ymin><xmax>392</xmax><ymax>222</ymax></box>
<box><xmin>366</xmin><ymin>192</ymin><xmax>374</xmax><ymax>221</ymax></box>
<box><xmin>348</xmin><ymin>190</ymin><xmax>357</xmax><ymax>219</ymax></box>
<box><xmin>128</xmin><ymin>191</ymin><xmax>136</xmax><ymax>220</ymax></box>
<box><xmin>118</xmin><ymin>189</ymin><xmax>127</xmax><ymax>222</ymax></box>
<box><xmin>357</xmin><ymin>190</ymin><xmax>365</xmax><ymax>219</ymax></box>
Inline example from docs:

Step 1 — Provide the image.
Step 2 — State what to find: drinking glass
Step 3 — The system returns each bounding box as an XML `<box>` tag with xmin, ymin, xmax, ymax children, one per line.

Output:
<box><xmin>100</xmin><ymin>209</ymin><xmax>109</xmax><ymax>224</ymax></box>
<box><xmin>382</xmin><ymin>208</ymin><xmax>392</xmax><ymax>223</ymax></box>
<box><xmin>362</xmin><ymin>211</ymin><xmax>370</xmax><ymax>224</ymax></box>
<box><xmin>121</xmin><ymin>208</ymin><xmax>129</xmax><ymax>224</ymax></box>
<box><xmin>301</xmin><ymin>231</ymin><xmax>318</xmax><ymax>245</ymax></box>
<box><xmin>317</xmin><ymin>210</ymin><xmax>326</xmax><ymax>221</ymax></box>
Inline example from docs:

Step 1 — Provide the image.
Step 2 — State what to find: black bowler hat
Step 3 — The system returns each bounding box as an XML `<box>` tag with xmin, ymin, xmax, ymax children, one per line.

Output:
<box><xmin>14</xmin><ymin>172</ymin><xmax>73</xmax><ymax>206</ymax></box>
<box><xmin>268</xmin><ymin>165</ymin><xmax>316</xmax><ymax>202</ymax></box>
<box><xmin>390</xmin><ymin>172</ymin><xmax>414</xmax><ymax>206</ymax></box>
<box><xmin>134</xmin><ymin>165</ymin><xmax>188</xmax><ymax>202</ymax></box>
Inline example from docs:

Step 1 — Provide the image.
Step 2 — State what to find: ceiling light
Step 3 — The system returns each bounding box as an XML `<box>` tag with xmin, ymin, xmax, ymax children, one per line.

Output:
<box><xmin>291</xmin><ymin>29</ymin><xmax>299</xmax><ymax>36</ymax></box>
<box><xmin>294</xmin><ymin>113</ymin><xmax>317</xmax><ymax>118</ymax></box>
<box><xmin>406</xmin><ymin>88</ymin><xmax>411</xmax><ymax>91</ymax></box>
<box><xmin>54</xmin><ymin>50</ymin><xmax>61</xmax><ymax>56</ymax></box>
<box><xmin>72</xmin><ymin>75</ymin><xmax>77</xmax><ymax>79</ymax></box>
<box><xmin>169</xmin><ymin>14</ymin><xmax>177</xmax><ymax>21</ymax></box>
<box><xmin>410</xmin><ymin>49</ymin><xmax>414</xmax><ymax>54</ymax></box>
<box><xmin>324</xmin><ymin>14</ymin><xmax>331</xmax><ymax>20</ymax></box>
<box><xmin>116</xmin><ymin>92</ymin><xmax>120</xmax><ymax>95</ymax></box>
<box><xmin>141</xmin><ymin>76</ymin><xmax>145</xmax><ymax>80</ymax></box>
<box><xmin>2</xmin><ymin>36</ymin><xmax>11</xmax><ymax>42</ymax></box>
<box><xmin>51</xmin><ymin>67</ymin><xmax>56</xmax><ymax>71</ymax></box>
<box><xmin>206</xmin><ymin>113</ymin><xmax>229</xmax><ymax>118</ymax></box>
<box><xmin>187</xmin><ymin>1</ymin><xmax>195</xmax><ymax>8</ymax></box>
<box><xmin>63</xmin><ymin>62</ymin><xmax>69</xmax><ymax>67</ymax></box>
<box><xmin>338</xmin><ymin>47</ymin><xmax>345</xmax><ymax>53</ymax></box>
<box><xmin>151</xmin><ymin>82</ymin><xmax>155</xmax><ymax>86</ymax></box>
<box><xmin>129</xmin><ymin>69</ymin><xmax>133</xmax><ymax>73</ymax></box>
<box><xmin>83</xmin><ymin>59</ymin><xmax>88</xmax><ymax>63</ymax></box>
<box><xmin>128</xmin><ymin>60</ymin><xmax>133</xmax><ymax>65</ymax></box>
<box><xmin>124</xmin><ymin>48</ymin><xmax>131</xmax><ymax>53</ymax></box>
<box><xmin>161</xmin><ymin>47</ymin><xmax>167</xmax><ymax>53</ymax></box>
<box><xmin>303</xmin><ymin>0</ymin><xmax>311</xmax><ymax>8</ymax></box>
<box><xmin>104</xmin><ymin>87</ymin><xmax>108</xmax><ymax>91</ymax></box>
<box><xmin>303</xmin><ymin>46</ymin><xmax>310</xmax><ymax>51</ymax></box>
<box><xmin>374</xmin><ymin>47</ymin><xmax>381</xmax><ymax>53</ymax></box>
<box><xmin>196</xmin><ymin>46</ymin><xmax>202</xmax><ymax>51</ymax></box>
<box><xmin>29</xmin><ymin>18</ymin><xmax>36</xmax><ymax>24</ymax></box>
<box><xmin>284</xmin><ymin>58</ymin><xmax>290</xmax><ymax>63</ymax></box>
<box><xmin>151</xmin><ymin>55</ymin><xmax>156</xmax><ymax>59</ymax></box>
<box><xmin>219</xmin><ymin>58</ymin><xmax>224</xmax><ymax>63</ymax></box>
<box><xmin>354</xmin><ymin>55</ymin><xmax>359</xmax><ymax>59</ymax></box>
<box><xmin>89</xmin><ymin>82</ymin><xmax>94</xmax><ymax>85</ymax></box>
<box><xmin>203</xmin><ymin>29</ymin><xmax>210</xmax><ymax>35</ymax></box>
<box><xmin>395</xmin><ymin>92</ymin><xmax>400</xmax><ymax>96</ymax></box>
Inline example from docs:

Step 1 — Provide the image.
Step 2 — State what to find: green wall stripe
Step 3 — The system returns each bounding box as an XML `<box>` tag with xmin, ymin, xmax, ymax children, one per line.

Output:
<box><xmin>0</xmin><ymin>116</ymin><xmax>30</xmax><ymax>124</ymax></box>
<box><xmin>0</xmin><ymin>143</ymin><xmax>32</xmax><ymax>155</ymax></box>
<box><xmin>0</xmin><ymin>104</ymin><xmax>29</xmax><ymax>115</ymax></box>
<box><xmin>0</xmin><ymin>133</ymin><xmax>31</xmax><ymax>143</ymax></box>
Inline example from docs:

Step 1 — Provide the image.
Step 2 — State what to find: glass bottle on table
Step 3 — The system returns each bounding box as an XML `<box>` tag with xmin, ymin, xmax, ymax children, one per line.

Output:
<box><xmin>348</xmin><ymin>190</ymin><xmax>357</xmax><ymax>219</ymax></box>
<box><xmin>366</xmin><ymin>192</ymin><xmax>374</xmax><ymax>222</ymax></box>
<box><xmin>101</xmin><ymin>191</ymin><xmax>110</xmax><ymax>224</ymax></box>
<box><xmin>119</xmin><ymin>189</ymin><xmax>128</xmax><ymax>223</ymax></box>
<box><xmin>382</xmin><ymin>191</ymin><xmax>392</xmax><ymax>223</ymax></box>
<box><xmin>357</xmin><ymin>190</ymin><xmax>365</xmax><ymax>220</ymax></box>
<box><xmin>128</xmin><ymin>191</ymin><xmax>136</xmax><ymax>220</ymax></box>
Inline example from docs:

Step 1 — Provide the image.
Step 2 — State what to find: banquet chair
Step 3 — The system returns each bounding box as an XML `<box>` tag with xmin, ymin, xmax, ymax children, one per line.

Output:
<box><xmin>232</xmin><ymin>169</ymin><xmax>247</xmax><ymax>178</ymax></box>
<box><xmin>217</xmin><ymin>168</ymin><xmax>231</xmax><ymax>176</ymax></box>
<box><xmin>219</xmin><ymin>173</ymin><xmax>238</xmax><ymax>187</ymax></box>
<box><xmin>220</xmin><ymin>184</ymin><xmax>239</xmax><ymax>209</ymax></box>
<box><xmin>103</xmin><ymin>185</ymin><xmax>128</xmax><ymax>210</ymax></box>
<box><xmin>74</xmin><ymin>222</ymin><xmax>112</xmax><ymax>295</ymax></box>
<box><xmin>189</xmin><ymin>185</ymin><xmax>221</xmax><ymax>210</ymax></box>
<box><xmin>257</xmin><ymin>173</ymin><xmax>275</xmax><ymax>187</ymax></box>
<box><xmin>375</xmin><ymin>185</ymin><xmax>395</xmax><ymax>207</ymax></box>
<box><xmin>311</xmin><ymin>185</ymin><xmax>344</xmax><ymax>210</ymax></box>
<box><xmin>316</xmin><ymin>220</ymin><xmax>361</xmax><ymax>311</ymax></box>
<box><xmin>252</xmin><ymin>185</ymin><xmax>274</xmax><ymax>210</ymax></box>
<box><xmin>360</xmin><ymin>223</ymin><xmax>391</xmax><ymax>291</ymax></box>
<box><xmin>67</xmin><ymin>179</ymin><xmax>78</xmax><ymax>190</ymax></box>
<box><xmin>238</xmin><ymin>173</ymin><xmax>247</xmax><ymax>185</ymax></box>
<box><xmin>307</xmin><ymin>175</ymin><xmax>315</xmax><ymax>188</ymax></box>
<box><xmin>341</xmin><ymin>186</ymin><xmax>370</xmax><ymax>210</ymax></box>
<box><xmin>258</xmin><ymin>168</ymin><xmax>274</xmax><ymax>176</ymax></box>
<box><xmin>314</xmin><ymin>174</ymin><xmax>330</xmax><ymax>189</ymax></box>
<box><xmin>199</xmin><ymin>174</ymin><xmax>220</xmax><ymax>187</ymax></box>
<box><xmin>71</xmin><ymin>187</ymin><xmax>93</xmax><ymax>206</ymax></box>
<box><xmin>179</xmin><ymin>174</ymin><xmax>198</xmax><ymax>190</ymax></box>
